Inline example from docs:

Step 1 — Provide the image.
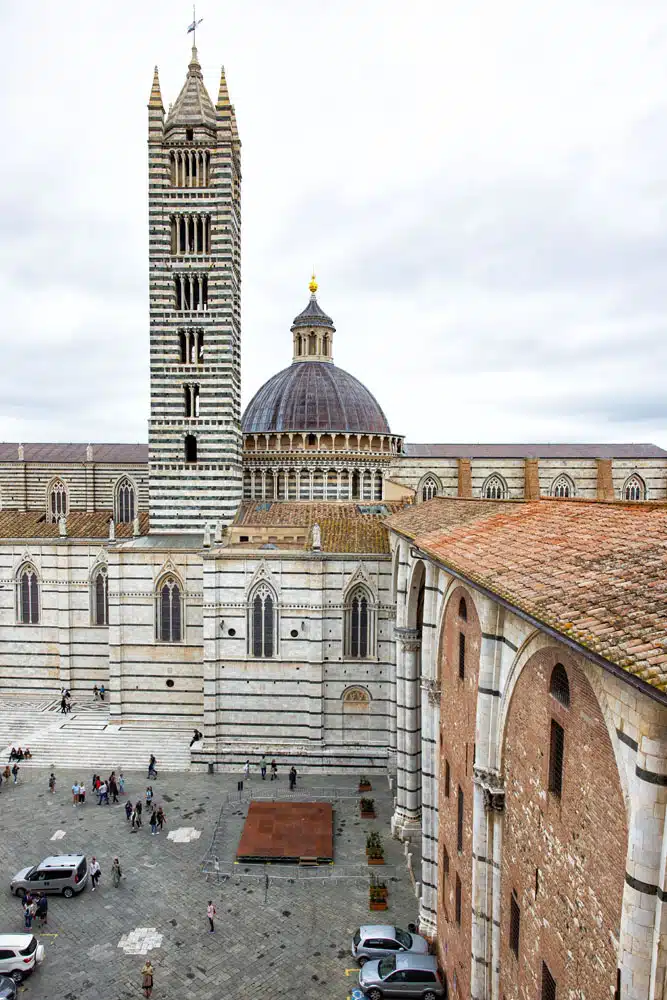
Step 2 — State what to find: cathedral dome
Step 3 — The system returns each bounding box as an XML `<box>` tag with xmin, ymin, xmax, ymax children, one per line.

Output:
<box><xmin>241</xmin><ymin>361</ymin><xmax>391</xmax><ymax>434</ymax></box>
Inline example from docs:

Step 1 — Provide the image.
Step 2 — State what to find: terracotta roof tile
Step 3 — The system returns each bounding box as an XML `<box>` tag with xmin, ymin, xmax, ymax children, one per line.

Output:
<box><xmin>0</xmin><ymin>511</ymin><xmax>149</xmax><ymax>539</ymax></box>
<box><xmin>386</xmin><ymin>497</ymin><xmax>667</xmax><ymax>694</ymax></box>
<box><xmin>234</xmin><ymin>502</ymin><xmax>405</xmax><ymax>554</ymax></box>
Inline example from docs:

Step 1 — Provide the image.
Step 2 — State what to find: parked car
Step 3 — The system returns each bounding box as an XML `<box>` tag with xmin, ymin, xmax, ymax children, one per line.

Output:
<box><xmin>358</xmin><ymin>953</ymin><xmax>445</xmax><ymax>1000</ymax></box>
<box><xmin>10</xmin><ymin>855</ymin><xmax>88</xmax><ymax>898</ymax></box>
<box><xmin>0</xmin><ymin>975</ymin><xmax>17</xmax><ymax>1000</ymax></box>
<box><xmin>0</xmin><ymin>935</ymin><xmax>45</xmax><ymax>984</ymax></box>
<box><xmin>353</xmin><ymin>925</ymin><xmax>429</xmax><ymax>966</ymax></box>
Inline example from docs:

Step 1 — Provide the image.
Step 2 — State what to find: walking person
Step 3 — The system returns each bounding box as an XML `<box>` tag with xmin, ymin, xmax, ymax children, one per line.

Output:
<box><xmin>289</xmin><ymin>766</ymin><xmax>297</xmax><ymax>790</ymax></box>
<box><xmin>93</xmin><ymin>684</ymin><xmax>99</xmax><ymax>700</ymax></box>
<box><xmin>270</xmin><ymin>759</ymin><xmax>278</xmax><ymax>781</ymax></box>
<box><xmin>109</xmin><ymin>773</ymin><xmax>118</xmax><ymax>803</ymax></box>
<box><xmin>60</xmin><ymin>695</ymin><xmax>67</xmax><ymax>714</ymax></box>
<box><xmin>90</xmin><ymin>857</ymin><xmax>101</xmax><ymax>891</ymax></box>
<box><xmin>260</xmin><ymin>756</ymin><xmax>267</xmax><ymax>780</ymax></box>
<box><xmin>135</xmin><ymin>800</ymin><xmax>143</xmax><ymax>828</ymax></box>
<box><xmin>119</xmin><ymin>771</ymin><xmax>125</xmax><ymax>796</ymax></box>
<box><xmin>23</xmin><ymin>900</ymin><xmax>34</xmax><ymax>930</ymax></box>
<box><xmin>36</xmin><ymin>893</ymin><xmax>48</xmax><ymax>928</ymax></box>
<box><xmin>98</xmin><ymin>780</ymin><xmax>108</xmax><ymax>805</ymax></box>
<box><xmin>48</xmin><ymin>773</ymin><xmax>56</xmax><ymax>794</ymax></box>
<box><xmin>125</xmin><ymin>799</ymin><xmax>133</xmax><ymax>822</ymax></box>
<box><xmin>147</xmin><ymin>755</ymin><xmax>157</xmax><ymax>779</ymax></box>
<box><xmin>79</xmin><ymin>780</ymin><xmax>86</xmax><ymax>805</ymax></box>
<box><xmin>99</xmin><ymin>683</ymin><xmax>105</xmax><ymax>702</ymax></box>
<box><xmin>11</xmin><ymin>763</ymin><xmax>19</xmax><ymax>785</ymax></box>
<box><xmin>141</xmin><ymin>960</ymin><xmax>154</xmax><ymax>998</ymax></box>
<box><xmin>72</xmin><ymin>780</ymin><xmax>80</xmax><ymax>807</ymax></box>
<box><xmin>207</xmin><ymin>900</ymin><xmax>216</xmax><ymax>933</ymax></box>
<box><xmin>150</xmin><ymin>809</ymin><xmax>158</xmax><ymax>836</ymax></box>
<box><xmin>145</xmin><ymin>785</ymin><xmax>153</xmax><ymax>810</ymax></box>
<box><xmin>111</xmin><ymin>857</ymin><xmax>122</xmax><ymax>888</ymax></box>
<box><xmin>243</xmin><ymin>759</ymin><xmax>250</xmax><ymax>781</ymax></box>
<box><xmin>156</xmin><ymin>805</ymin><xmax>166</xmax><ymax>833</ymax></box>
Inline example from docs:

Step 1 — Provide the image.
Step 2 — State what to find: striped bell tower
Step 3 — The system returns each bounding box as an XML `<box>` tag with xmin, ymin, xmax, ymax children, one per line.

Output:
<box><xmin>147</xmin><ymin>47</ymin><xmax>242</xmax><ymax>532</ymax></box>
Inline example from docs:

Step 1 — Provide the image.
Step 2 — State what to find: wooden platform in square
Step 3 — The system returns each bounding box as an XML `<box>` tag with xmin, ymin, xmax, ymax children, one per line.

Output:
<box><xmin>236</xmin><ymin>801</ymin><xmax>334</xmax><ymax>864</ymax></box>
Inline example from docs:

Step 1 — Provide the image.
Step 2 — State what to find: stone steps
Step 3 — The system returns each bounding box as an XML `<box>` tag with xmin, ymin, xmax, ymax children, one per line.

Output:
<box><xmin>0</xmin><ymin>698</ymin><xmax>193</xmax><ymax>772</ymax></box>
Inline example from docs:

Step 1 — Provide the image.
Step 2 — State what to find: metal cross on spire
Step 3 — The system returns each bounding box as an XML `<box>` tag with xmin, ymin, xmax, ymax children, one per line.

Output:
<box><xmin>187</xmin><ymin>5</ymin><xmax>204</xmax><ymax>46</ymax></box>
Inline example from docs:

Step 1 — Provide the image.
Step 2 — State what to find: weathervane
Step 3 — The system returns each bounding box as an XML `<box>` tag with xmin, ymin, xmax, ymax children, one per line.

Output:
<box><xmin>187</xmin><ymin>5</ymin><xmax>203</xmax><ymax>46</ymax></box>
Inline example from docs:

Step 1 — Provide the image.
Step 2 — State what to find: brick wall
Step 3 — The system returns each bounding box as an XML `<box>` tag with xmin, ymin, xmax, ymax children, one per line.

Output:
<box><xmin>437</xmin><ymin>585</ymin><xmax>481</xmax><ymax>998</ymax></box>
<box><xmin>499</xmin><ymin>646</ymin><xmax>627</xmax><ymax>998</ymax></box>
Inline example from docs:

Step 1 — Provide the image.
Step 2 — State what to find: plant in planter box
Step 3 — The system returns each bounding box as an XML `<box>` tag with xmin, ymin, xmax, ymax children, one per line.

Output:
<box><xmin>366</xmin><ymin>831</ymin><xmax>381</xmax><ymax>856</ymax></box>
<box><xmin>358</xmin><ymin>775</ymin><xmax>372</xmax><ymax>792</ymax></box>
<box><xmin>360</xmin><ymin>797</ymin><xmax>376</xmax><ymax>817</ymax></box>
<box><xmin>369</xmin><ymin>881</ymin><xmax>388</xmax><ymax>909</ymax></box>
<box><xmin>368</xmin><ymin>834</ymin><xmax>385</xmax><ymax>864</ymax></box>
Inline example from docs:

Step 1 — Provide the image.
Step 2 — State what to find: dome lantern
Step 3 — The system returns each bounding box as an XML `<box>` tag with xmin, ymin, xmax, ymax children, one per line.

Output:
<box><xmin>291</xmin><ymin>276</ymin><xmax>335</xmax><ymax>363</ymax></box>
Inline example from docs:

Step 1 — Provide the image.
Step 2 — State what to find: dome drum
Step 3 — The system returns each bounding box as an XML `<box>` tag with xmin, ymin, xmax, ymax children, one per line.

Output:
<box><xmin>243</xmin><ymin>431</ymin><xmax>403</xmax><ymax>456</ymax></box>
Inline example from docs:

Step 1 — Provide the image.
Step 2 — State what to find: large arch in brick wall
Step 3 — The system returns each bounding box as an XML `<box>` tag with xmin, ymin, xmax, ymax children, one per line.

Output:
<box><xmin>498</xmin><ymin>643</ymin><xmax>627</xmax><ymax>999</ymax></box>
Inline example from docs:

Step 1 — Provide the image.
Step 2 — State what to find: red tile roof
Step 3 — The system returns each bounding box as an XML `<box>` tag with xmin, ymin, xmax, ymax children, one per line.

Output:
<box><xmin>0</xmin><ymin>511</ymin><xmax>149</xmax><ymax>539</ymax></box>
<box><xmin>386</xmin><ymin>498</ymin><xmax>667</xmax><ymax>694</ymax></box>
<box><xmin>234</xmin><ymin>502</ymin><xmax>405</xmax><ymax>553</ymax></box>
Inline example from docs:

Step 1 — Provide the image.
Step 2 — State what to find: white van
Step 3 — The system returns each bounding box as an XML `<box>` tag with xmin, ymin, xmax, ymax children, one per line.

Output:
<box><xmin>0</xmin><ymin>935</ymin><xmax>45</xmax><ymax>984</ymax></box>
<box><xmin>10</xmin><ymin>855</ymin><xmax>87</xmax><ymax>898</ymax></box>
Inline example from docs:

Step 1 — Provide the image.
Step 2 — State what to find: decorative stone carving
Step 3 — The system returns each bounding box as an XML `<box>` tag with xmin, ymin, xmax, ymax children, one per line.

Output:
<box><xmin>421</xmin><ymin>678</ymin><xmax>441</xmax><ymax>706</ymax></box>
<box><xmin>86</xmin><ymin>443</ymin><xmax>93</xmax><ymax>462</ymax></box>
<box><xmin>312</xmin><ymin>523</ymin><xmax>321</xmax><ymax>551</ymax></box>
<box><xmin>18</xmin><ymin>444</ymin><xmax>24</xmax><ymax>461</ymax></box>
<box><xmin>108</xmin><ymin>519</ymin><xmax>116</xmax><ymax>541</ymax></box>
<box><xmin>58</xmin><ymin>515</ymin><xmax>67</xmax><ymax>537</ymax></box>
<box><xmin>203</xmin><ymin>523</ymin><xmax>211</xmax><ymax>548</ymax></box>
<box><xmin>473</xmin><ymin>766</ymin><xmax>505</xmax><ymax>813</ymax></box>
<box><xmin>343</xmin><ymin>686</ymin><xmax>370</xmax><ymax>705</ymax></box>
<box><xmin>395</xmin><ymin>626</ymin><xmax>422</xmax><ymax>651</ymax></box>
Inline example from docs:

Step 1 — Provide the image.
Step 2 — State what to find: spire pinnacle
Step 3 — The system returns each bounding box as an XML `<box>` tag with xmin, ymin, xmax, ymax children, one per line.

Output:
<box><xmin>309</xmin><ymin>273</ymin><xmax>318</xmax><ymax>295</ymax></box>
<box><xmin>148</xmin><ymin>66</ymin><xmax>164</xmax><ymax>110</ymax></box>
<box><xmin>189</xmin><ymin>44</ymin><xmax>200</xmax><ymax>69</ymax></box>
<box><xmin>217</xmin><ymin>66</ymin><xmax>231</xmax><ymax>110</ymax></box>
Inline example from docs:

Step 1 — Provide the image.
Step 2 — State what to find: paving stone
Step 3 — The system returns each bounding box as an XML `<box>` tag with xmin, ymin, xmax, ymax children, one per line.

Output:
<box><xmin>0</xmin><ymin>769</ymin><xmax>419</xmax><ymax>999</ymax></box>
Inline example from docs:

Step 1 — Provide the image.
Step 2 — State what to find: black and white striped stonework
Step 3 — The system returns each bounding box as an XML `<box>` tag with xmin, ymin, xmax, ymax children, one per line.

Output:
<box><xmin>147</xmin><ymin>53</ymin><xmax>243</xmax><ymax>532</ymax></box>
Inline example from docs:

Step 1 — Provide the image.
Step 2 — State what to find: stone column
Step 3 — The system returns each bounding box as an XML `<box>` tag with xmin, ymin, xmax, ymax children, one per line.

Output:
<box><xmin>470</xmin><ymin>769</ymin><xmax>505</xmax><ymax>1000</ymax></box>
<box><xmin>393</xmin><ymin>626</ymin><xmax>422</xmax><ymax>839</ymax></box>
<box><xmin>418</xmin><ymin>561</ymin><xmax>440</xmax><ymax>938</ymax></box>
<box><xmin>596</xmin><ymin>458</ymin><xmax>615</xmax><ymax>500</ymax></box>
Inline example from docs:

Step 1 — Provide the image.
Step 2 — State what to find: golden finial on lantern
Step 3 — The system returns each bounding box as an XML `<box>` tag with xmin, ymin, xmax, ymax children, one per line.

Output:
<box><xmin>309</xmin><ymin>273</ymin><xmax>318</xmax><ymax>295</ymax></box>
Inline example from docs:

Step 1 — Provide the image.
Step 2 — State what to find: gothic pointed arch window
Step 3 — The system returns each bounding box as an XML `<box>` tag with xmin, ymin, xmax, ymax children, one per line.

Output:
<box><xmin>420</xmin><ymin>475</ymin><xmax>440</xmax><ymax>503</ymax></box>
<box><xmin>248</xmin><ymin>582</ymin><xmax>277</xmax><ymax>658</ymax></box>
<box><xmin>156</xmin><ymin>574</ymin><xmax>183</xmax><ymax>643</ymax></box>
<box><xmin>47</xmin><ymin>479</ymin><xmax>68</xmax><ymax>522</ymax></box>
<box><xmin>16</xmin><ymin>563</ymin><xmax>39</xmax><ymax>624</ymax></box>
<box><xmin>342</xmin><ymin>686</ymin><xmax>372</xmax><ymax>743</ymax></box>
<box><xmin>623</xmin><ymin>474</ymin><xmax>646</xmax><ymax>501</ymax></box>
<box><xmin>91</xmin><ymin>565</ymin><xmax>109</xmax><ymax>626</ymax></box>
<box><xmin>115</xmin><ymin>478</ymin><xmax>136</xmax><ymax>523</ymax></box>
<box><xmin>482</xmin><ymin>474</ymin><xmax>508</xmax><ymax>500</ymax></box>
<box><xmin>344</xmin><ymin>584</ymin><xmax>376</xmax><ymax>659</ymax></box>
<box><xmin>551</xmin><ymin>474</ymin><xmax>575</xmax><ymax>498</ymax></box>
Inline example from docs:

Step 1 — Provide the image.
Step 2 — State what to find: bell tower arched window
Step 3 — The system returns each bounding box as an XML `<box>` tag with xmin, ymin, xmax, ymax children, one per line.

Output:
<box><xmin>248</xmin><ymin>583</ymin><xmax>277</xmax><ymax>658</ymax></box>
<box><xmin>116</xmin><ymin>479</ymin><xmax>136</xmax><ymax>524</ymax></box>
<box><xmin>156</xmin><ymin>575</ymin><xmax>182</xmax><ymax>643</ymax></box>
<box><xmin>17</xmin><ymin>563</ymin><xmax>39</xmax><ymax>624</ymax></box>
<box><xmin>91</xmin><ymin>566</ymin><xmax>109</xmax><ymax>626</ymax></box>
<box><xmin>344</xmin><ymin>585</ymin><xmax>376</xmax><ymax>658</ymax></box>
<box><xmin>47</xmin><ymin>479</ymin><xmax>68</xmax><ymax>522</ymax></box>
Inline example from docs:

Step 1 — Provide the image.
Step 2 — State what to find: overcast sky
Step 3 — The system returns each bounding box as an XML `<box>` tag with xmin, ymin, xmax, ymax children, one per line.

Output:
<box><xmin>1</xmin><ymin>0</ymin><xmax>667</xmax><ymax>446</ymax></box>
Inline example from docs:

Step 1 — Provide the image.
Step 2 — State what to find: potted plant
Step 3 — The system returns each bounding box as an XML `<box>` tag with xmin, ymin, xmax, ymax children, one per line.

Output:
<box><xmin>359</xmin><ymin>776</ymin><xmax>372</xmax><ymax>792</ymax></box>
<box><xmin>360</xmin><ymin>797</ymin><xmax>376</xmax><ymax>819</ymax></box>
<box><xmin>366</xmin><ymin>831</ymin><xmax>381</xmax><ymax>856</ymax></box>
<box><xmin>368</xmin><ymin>834</ymin><xmax>385</xmax><ymax>865</ymax></box>
<box><xmin>369</xmin><ymin>882</ymin><xmax>388</xmax><ymax>910</ymax></box>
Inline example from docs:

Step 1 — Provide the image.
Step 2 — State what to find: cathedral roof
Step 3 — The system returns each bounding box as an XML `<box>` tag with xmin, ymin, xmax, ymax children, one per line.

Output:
<box><xmin>387</xmin><ymin>496</ymin><xmax>667</xmax><ymax>698</ymax></box>
<box><xmin>233</xmin><ymin>501</ymin><xmax>405</xmax><ymax>553</ymax></box>
<box><xmin>291</xmin><ymin>294</ymin><xmax>335</xmax><ymax>331</ymax></box>
<box><xmin>241</xmin><ymin>361</ymin><xmax>391</xmax><ymax>434</ymax></box>
<box><xmin>0</xmin><ymin>510</ymin><xmax>149</xmax><ymax>539</ymax></box>
<box><xmin>165</xmin><ymin>46</ymin><xmax>217</xmax><ymax>130</ymax></box>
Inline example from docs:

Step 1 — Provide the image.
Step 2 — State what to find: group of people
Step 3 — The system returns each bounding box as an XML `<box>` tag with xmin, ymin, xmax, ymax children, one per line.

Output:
<box><xmin>21</xmin><ymin>891</ymin><xmax>47</xmax><ymax>929</ymax></box>
<box><xmin>246</xmin><ymin>757</ymin><xmax>299</xmax><ymax>789</ymax></box>
<box><xmin>0</xmin><ymin>763</ymin><xmax>20</xmax><ymax>788</ymax></box>
<box><xmin>92</xmin><ymin>683</ymin><xmax>106</xmax><ymax>701</ymax></box>
<box><xmin>71</xmin><ymin>771</ymin><xmax>125</xmax><ymax>806</ymax></box>
<box><xmin>125</xmin><ymin>794</ymin><xmax>167</xmax><ymax>835</ymax></box>
<box><xmin>60</xmin><ymin>687</ymin><xmax>73</xmax><ymax>713</ymax></box>
<box><xmin>7</xmin><ymin>746</ymin><xmax>32</xmax><ymax>761</ymax></box>
<box><xmin>88</xmin><ymin>856</ymin><xmax>123</xmax><ymax>891</ymax></box>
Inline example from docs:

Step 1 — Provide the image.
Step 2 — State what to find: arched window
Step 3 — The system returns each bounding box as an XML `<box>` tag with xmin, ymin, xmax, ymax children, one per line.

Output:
<box><xmin>47</xmin><ymin>479</ymin><xmax>68</xmax><ymax>522</ymax></box>
<box><xmin>483</xmin><ymin>474</ymin><xmax>507</xmax><ymax>500</ymax></box>
<box><xmin>156</xmin><ymin>575</ymin><xmax>182</xmax><ymax>642</ymax></box>
<box><xmin>184</xmin><ymin>434</ymin><xmax>198</xmax><ymax>464</ymax></box>
<box><xmin>551</xmin><ymin>474</ymin><xmax>574</xmax><ymax>498</ymax></box>
<box><xmin>115</xmin><ymin>478</ymin><xmax>135</xmax><ymax>523</ymax></box>
<box><xmin>459</xmin><ymin>597</ymin><xmax>467</xmax><ymax>621</ymax></box>
<box><xmin>17</xmin><ymin>563</ymin><xmax>39</xmax><ymax>624</ymax></box>
<box><xmin>91</xmin><ymin>566</ymin><xmax>109</xmax><ymax>626</ymax></box>
<box><xmin>344</xmin><ymin>585</ymin><xmax>376</xmax><ymax>658</ymax></box>
<box><xmin>421</xmin><ymin>476</ymin><xmax>439</xmax><ymax>502</ymax></box>
<box><xmin>342</xmin><ymin>686</ymin><xmax>371</xmax><ymax>743</ymax></box>
<box><xmin>623</xmin><ymin>474</ymin><xmax>646</xmax><ymax>501</ymax></box>
<box><xmin>248</xmin><ymin>583</ymin><xmax>277</xmax><ymax>658</ymax></box>
<box><xmin>549</xmin><ymin>663</ymin><xmax>570</xmax><ymax>707</ymax></box>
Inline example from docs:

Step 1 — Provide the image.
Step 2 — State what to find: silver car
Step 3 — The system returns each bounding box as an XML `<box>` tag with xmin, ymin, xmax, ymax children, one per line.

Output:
<box><xmin>352</xmin><ymin>925</ymin><xmax>429</xmax><ymax>966</ymax></box>
<box><xmin>359</xmin><ymin>953</ymin><xmax>445</xmax><ymax>1000</ymax></box>
<box><xmin>10</xmin><ymin>855</ymin><xmax>88</xmax><ymax>898</ymax></box>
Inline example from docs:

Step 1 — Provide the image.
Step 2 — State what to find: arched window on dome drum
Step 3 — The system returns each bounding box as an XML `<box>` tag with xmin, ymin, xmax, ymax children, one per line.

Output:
<box><xmin>623</xmin><ymin>474</ymin><xmax>645</xmax><ymax>501</ymax></box>
<box><xmin>322</xmin><ymin>333</ymin><xmax>329</xmax><ymax>357</ymax></box>
<box><xmin>249</xmin><ymin>584</ymin><xmax>276</xmax><ymax>658</ymax></box>
<box><xmin>327</xmin><ymin>469</ymin><xmax>337</xmax><ymax>500</ymax></box>
<box><xmin>116</xmin><ymin>478</ymin><xmax>135</xmax><ymax>523</ymax></box>
<box><xmin>313</xmin><ymin>469</ymin><xmax>324</xmax><ymax>499</ymax></box>
<box><xmin>344</xmin><ymin>586</ymin><xmax>376</xmax><ymax>659</ymax></box>
<box><xmin>92</xmin><ymin>566</ymin><xmax>109</xmax><ymax>626</ymax></box>
<box><xmin>48</xmin><ymin>479</ymin><xmax>68</xmax><ymax>522</ymax></box>
<box><xmin>421</xmin><ymin>476</ymin><xmax>439</xmax><ymax>502</ymax></box>
<box><xmin>299</xmin><ymin>469</ymin><xmax>311</xmax><ymax>501</ymax></box>
<box><xmin>288</xmin><ymin>470</ymin><xmax>297</xmax><ymax>500</ymax></box>
<box><xmin>156</xmin><ymin>576</ymin><xmax>182</xmax><ymax>643</ymax></box>
<box><xmin>265</xmin><ymin>471</ymin><xmax>275</xmax><ymax>500</ymax></box>
<box><xmin>363</xmin><ymin>470</ymin><xmax>372</xmax><ymax>500</ymax></box>
<box><xmin>17</xmin><ymin>564</ymin><xmax>39</xmax><ymax>625</ymax></box>
<box><xmin>351</xmin><ymin>471</ymin><xmax>361</xmax><ymax>500</ymax></box>
<box><xmin>243</xmin><ymin>470</ymin><xmax>252</xmax><ymax>499</ymax></box>
<box><xmin>339</xmin><ymin>470</ymin><xmax>350</xmax><ymax>500</ymax></box>
<box><xmin>276</xmin><ymin>470</ymin><xmax>285</xmax><ymax>500</ymax></box>
<box><xmin>483</xmin><ymin>474</ymin><xmax>507</xmax><ymax>500</ymax></box>
<box><xmin>308</xmin><ymin>332</ymin><xmax>316</xmax><ymax>355</ymax></box>
<box><xmin>374</xmin><ymin>472</ymin><xmax>383</xmax><ymax>500</ymax></box>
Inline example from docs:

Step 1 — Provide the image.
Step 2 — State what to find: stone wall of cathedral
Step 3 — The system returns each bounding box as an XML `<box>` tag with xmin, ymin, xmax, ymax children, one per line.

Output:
<box><xmin>0</xmin><ymin>461</ymin><xmax>148</xmax><ymax>514</ymax></box>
